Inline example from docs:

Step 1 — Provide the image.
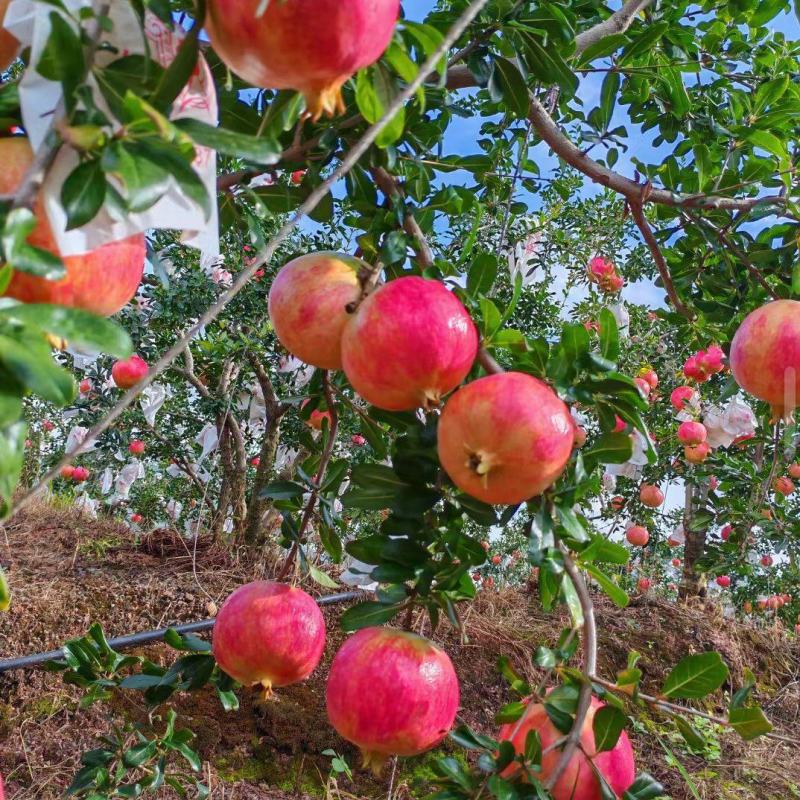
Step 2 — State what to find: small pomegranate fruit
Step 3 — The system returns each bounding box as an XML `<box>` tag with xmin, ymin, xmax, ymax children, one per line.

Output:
<box><xmin>774</xmin><ymin>476</ymin><xmax>795</xmax><ymax>496</ymax></box>
<box><xmin>613</xmin><ymin>415</ymin><xmax>627</xmax><ymax>433</ymax></box>
<box><xmin>639</xmin><ymin>368</ymin><xmax>659</xmax><ymax>388</ymax></box>
<box><xmin>79</xmin><ymin>379</ymin><xmax>92</xmax><ymax>394</ymax></box>
<box><xmin>716</xmin><ymin>575</ymin><xmax>731</xmax><ymax>588</ymax></box>
<box><xmin>573</xmin><ymin>426</ymin><xmax>587</xmax><ymax>448</ymax></box>
<box><xmin>250</xmin><ymin>456</ymin><xmax>261</xmax><ymax>467</ymax></box>
<box><xmin>112</xmin><ymin>355</ymin><xmax>148</xmax><ymax>389</ymax></box>
<box><xmin>42</xmin><ymin>420</ymin><xmax>55</xmax><ymax>432</ymax></box>
<box><xmin>684</xmin><ymin>442</ymin><xmax>711</xmax><ymax>464</ymax></box>
<box><xmin>499</xmin><ymin>695</ymin><xmax>635</xmax><ymax>800</ymax></box>
<box><xmin>302</xmin><ymin>400</ymin><xmax>334</xmax><ymax>431</ymax></box>
<box><xmin>743</xmin><ymin>600</ymin><xmax>753</xmax><ymax>614</ymax></box>
<box><xmin>720</xmin><ymin>524</ymin><xmax>732</xmax><ymax>541</ymax></box>
<box><xmin>72</xmin><ymin>466</ymin><xmax>90</xmax><ymax>482</ymax></box>
<box><xmin>213</xmin><ymin>581</ymin><xmax>325</xmax><ymax>696</ymax></box>
<box><xmin>637</xmin><ymin>577</ymin><xmax>651</xmax><ymax>591</ymax></box>
<box><xmin>326</xmin><ymin>627</ymin><xmax>459</xmax><ymax>772</ymax></box>
<box><xmin>708</xmin><ymin>475</ymin><xmax>719</xmax><ymax>491</ymax></box>
<box><xmin>672</xmin><ymin>558</ymin><xmax>681</xmax><ymax>568</ymax></box>
<box><xmin>130</xmin><ymin>513</ymin><xmax>144</xmax><ymax>524</ymax></box>
<box><xmin>633</xmin><ymin>377</ymin><xmax>651</xmax><ymax>398</ymax></box>
<box><xmin>206</xmin><ymin>0</ymin><xmax>400</xmax><ymax>119</ymax></box>
<box><xmin>761</xmin><ymin>555</ymin><xmax>773</xmax><ymax>568</ymax></box>
<box><xmin>670</xmin><ymin>385</ymin><xmax>696</xmax><ymax>412</ymax></box>
<box><xmin>268</xmin><ymin>252</ymin><xmax>362</xmax><ymax>370</ymax></box>
<box><xmin>290</xmin><ymin>170</ymin><xmax>306</xmax><ymax>185</ymax></box>
<box><xmin>678</xmin><ymin>421</ymin><xmax>707</xmax><ymax>446</ymax></box>
<box><xmin>437</xmin><ymin>372</ymin><xmax>573</xmax><ymax>505</ymax></box>
<box><xmin>60</xmin><ymin>465</ymin><xmax>75</xmax><ymax>480</ymax></box>
<box><xmin>788</xmin><ymin>463</ymin><xmax>800</xmax><ymax>479</ymax></box>
<box><xmin>639</xmin><ymin>484</ymin><xmax>664</xmax><ymax>508</ymax></box>
<box><xmin>626</xmin><ymin>525</ymin><xmax>649</xmax><ymax>547</ymax></box>
<box><xmin>342</xmin><ymin>277</ymin><xmax>478</xmax><ymax>411</ymax></box>
<box><xmin>129</xmin><ymin>439</ymin><xmax>145</xmax><ymax>456</ymax></box>
<box><xmin>491</xmin><ymin>554</ymin><xmax>501</xmax><ymax>565</ymax></box>
<box><xmin>610</xmin><ymin>495</ymin><xmax>626</xmax><ymax>512</ymax></box>
<box><xmin>351</xmin><ymin>434</ymin><xmax>367</xmax><ymax>446</ymax></box>
<box><xmin>730</xmin><ymin>299</ymin><xmax>800</xmax><ymax>420</ymax></box>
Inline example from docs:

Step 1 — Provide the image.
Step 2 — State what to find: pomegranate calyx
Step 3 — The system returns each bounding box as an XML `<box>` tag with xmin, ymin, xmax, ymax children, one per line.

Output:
<box><xmin>303</xmin><ymin>79</ymin><xmax>347</xmax><ymax>121</ymax></box>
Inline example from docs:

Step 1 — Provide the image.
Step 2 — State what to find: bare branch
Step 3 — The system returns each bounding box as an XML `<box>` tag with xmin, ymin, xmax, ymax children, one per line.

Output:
<box><xmin>574</xmin><ymin>0</ymin><xmax>655</xmax><ymax>57</ymax></box>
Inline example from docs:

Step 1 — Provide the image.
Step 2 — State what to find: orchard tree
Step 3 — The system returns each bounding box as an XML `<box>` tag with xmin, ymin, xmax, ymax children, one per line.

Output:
<box><xmin>1</xmin><ymin>0</ymin><xmax>799</xmax><ymax>797</ymax></box>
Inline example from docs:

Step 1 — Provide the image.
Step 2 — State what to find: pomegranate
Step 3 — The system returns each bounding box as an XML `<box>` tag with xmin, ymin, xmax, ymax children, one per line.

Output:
<box><xmin>670</xmin><ymin>385</ymin><xmax>696</xmax><ymax>412</ymax></box>
<box><xmin>206</xmin><ymin>0</ymin><xmax>400</xmax><ymax>119</ymax></box>
<box><xmin>730</xmin><ymin>299</ymin><xmax>800</xmax><ymax>420</ymax></box>
<box><xmin>351</xmin><ymin>434</ymin><xmax>367</xmax><ymax>446</ymax></box>
<box><xmin>290</xmin><ymin>170</ymin><xmax>306</xmax><ymax>185</ymax></box>
<box><xmin>0</xmin><ymin>0</ymin><xmax>18</xmax><ymax>71</ymax></box>
<box><xmin>491</xmin><ymin>554</ymin><xmax>501</xmax><ymax>565</ymax></box>
<box><xmin>587</xmin><ymin>257</ymin><xmax>615</xmax><ymax>284</ymax></box>
<box><xmin>79</xmin><ymin>379</ymin><xmax>92</xmax><ymax>394</ymax></box>
<box><xmin>72</xmin><ymin>466</ymin><xmax>90</xmax><ymax>482</ymax></box>
<box><xmin>633</xmin><ymin>377</ymin><xmax>651</xmax><ymax>398</ymax></box>
<box><xmin>672</xmin><ymin>558</ymin><xmax>681</xmax><ymax>568</ymax></box>
<box><xmin>302</xmin><ymin>399</ymin><xmax>334</xmax><ymax>431</ymax></box>
<box><xmin>774</xmin><ymin>476</ymin><xmax>795</xmax><ymax>496</ymax></box>
<box><xmin>678</xmin><ymin>421</ymin><xmax>707</xmax><ymax>446</ymax></box>
<box><xmin>342</xmin><ymin>277</ymin><xmax>478</xmax><ymax>411</ymax></box>
<box><xmin>437</xmin><ymin>372</ymin><xmax>573</xmax><ymax>505</ymax></box>
<box><xmin>326</xmin><ymin>627</ymin><xmax>459</xmax><ymax>772</ymax></box>
<box><xmin>250</xmin><ymin>456</ymin><xmax>261</xmax><ymax>467</ymax></box>
<box><xmin>684</xmin><ymin>442</ymin><xmax>710</xmax><ymax>464</ymax></box>
<box><xmin>131</xmin><ymin>513</ymin><xmax>144</xmax><ymax>524</ymax></box>
<box><xmin>743</xmin><ymin>600</ymin><xmax>753</xmax><ymax>614</ymax></box>
<box><xmin>637</xmin><ymin>577</ymin><xmax>651</xmax><ymax>592</ymax></box>
<box><xmin>788</xmin><ymin>463</ymin><xmax>800</xmax><ymax>479</ymax></box>
<box><xmin>60</xmin><ymin>465</ymin><xmax>75</xmax><ymax>480</ymax></box>
<box><xmin>613</xmin><ymin>415</ymin><xmax>627</xmax><ymax>433</ymax></box>
<box><xmin>639</xmin><ymin>368</ymin><xmax>659</xmax><ymax>388</ymax></box>
<box><xmin>610</xmin><ymin>496</ymin><xmax>626</xmax><ymax>512</ymax></box>
<box><xmin>212</xmin><ymin>581</ymin><xmax>325</xmax><ymax>696</ymax></box>
<box><xmin>499</xmin><ymin>696</ymin><xmax>635</xmax><ymax>800</ymax></box>
<box><xmin>42</xmin><ymin>420</ymin><xmax>55</xmax><ymax>432</ymax></box>
<box><xmin>268</xmin><ymin>252</ymin><xmax>362</xmax><ymax>370</ymax></box>
<box><xmin>112</xmin><ymin>355</ymin><xmax>148</xmax><ymax>389</ymax></box>
<box><xmin>761</xmin><ymin>555</ymin><xmax>773</xmax><ymax>568</ymax></box>
<box><xmin>0</xmin><ymin>139</ymin><xmax>144</xmax><ymax>316</ymax></box>
<box><xmin>720</xmin><ymin>524</ymin><xmax>732</xmax><ymax>541</ymax></box>
<box><xmin>626</xmin><ymin>525</ymin><xmax>649</xmax><ymax>547</ymax></box>
<box><xmin>129</xmin><ymin>439</ymin><xmax>145</xmax><ymax>456</ymax></box>
<box><xmin>639</xmin><ymin>484</ymin><xmax>664</xmax><ymax>508</ymax></box>
<box><xmin>573</xmin><ymin>426</ymin><xmax>587</xmax><ymax>448</ymax></box>
<box><xmin>716</xmin><ymin>575</ymin><xmax>731</xmax><ymax>588</ymax></box>
<box><xmin>606</xmin><ymin>273</ymin><xmax>625</xmax><ymax>293</ymax></box>
<box><xmin>708</xmin><ymin>475</ymin><xmax>719</xmax><ymax>491</ymax></box>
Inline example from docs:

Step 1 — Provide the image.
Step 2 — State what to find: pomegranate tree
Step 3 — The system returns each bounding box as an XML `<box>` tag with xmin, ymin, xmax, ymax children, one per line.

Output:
<box><xmin>498</xmin><ymin>696</ymin><xmax>635</xmax><ymax>800</ymax></box>
<box><xmin>437</xmin><ymin>372</ymin><xmax>574</xmax><ymax>505</ymax></box>
<box><xmin>268</xmin><ymin>252</ymin><xmax>363</xmax><ymax>370</ymax></box>
<box><xmin>326</xmin><ymin>627</ymin><xmax>459</xmax><ymax>773</ymax></box>
<box><xmin>730</xmin><ymin>299</ymin><xmax>800</xmax><ymax>420</ymax></box>
<box><xmin>206</xmin><ymin>0</ymin><xmax>400</xmax><ymax>119</ymax></box>
<box><xmin>212</xmin><ymin>581</ymin><xmax>325</xmax><ymax>696</ymax></box>
<box><xmin>341</xmin><ymin>277</ymin><xmax>478</xmax><ymax>411</ymax></box>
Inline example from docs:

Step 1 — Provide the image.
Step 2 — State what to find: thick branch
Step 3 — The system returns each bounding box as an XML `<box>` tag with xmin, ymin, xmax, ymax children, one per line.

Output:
<box><xmin>574</xmin><ymin>0</ymin><xmax>655</xmax><ymax>56</ymax></box>
<box><xmin>247</xmin><ymin>353</ymin><xmax>289</xmax><ymax>416</ymax></box>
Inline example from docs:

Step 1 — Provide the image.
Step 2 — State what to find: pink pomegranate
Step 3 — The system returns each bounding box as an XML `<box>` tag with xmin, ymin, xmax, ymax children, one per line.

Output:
<box><xmin>708</xmin><ymin>475</ymin><xmax>719</xmax><ymax>491</ymax></box>
<box><xmin>42</xmin><ymin>420</ymin><xmax>55</xmax><ymax>432</ymax></box>
<box><xmin>131</xmin><ymin>513</ymin><xmax>143</xmax><ymax>524</ymax></box>
<box><xmin>672</xmin><ymin>558</ymin><xmax>681</xmax><ymax>568</ymax></box>
<box><xmin>761</xmin><ymin>555</ymin><xmax>774</xmax><ymax>568</ymax></box>
<box><xmin>351</xmin><ymin>434</ymin><xmax>367</xmax><ymax>446</ymax></box>
<box><xmin>60</xmin><ymin>465</ymin><xmax>75</xmax><ymax>480</ymax></box>
<box><xmin>129</xmin><ymin>439</ymin><xmax>145</xmax><ymax>456</ymax></box>
<box><xmin>341</xmin><ymin>277</ymin><xmax>478</xmax><ymax>411</ymax></box>
<box><xmin>730</xmin><ymin>299</ymin><xmax>800</xmax><ymax>420</ymax></box>
<box><xmin>573</xmin><ymin>426</ymin><xmax>587</xmax><ymax>448</ymax></box>
<box><xmin>639</xmin><ymin>368</ymin><xmax>659</xmax><ymax>388</ymax></box>
<box><xmin>112</xmin><ymin>355</ymin><xmax>148</xmax><ymax>389</ymax></box>
<box><xmin>290</xmin><ymin>170</ymin><xmax>306</xmax><ymax>185</ymax></box>
<box><xmin>684</xmin><ymin>442</ymin><xmax>710</xmax><ymax>464</ymax></box>
<box><xmin>639</xmin><ymin>484</ymin><xmax>664</xmax><ymax>508</ymax></box>
<box><xmin>437</xmin><ymin>372</ymin><xmax>573</xmax><ymax>505</ymax></box>
<box><xmin>789</xmin><ymin>463</ymin><xmax>800</xmax><ymax>479</ymax></box>
<box><xmin>678</xmin><ymin>421</ymin><xmax>707</xmax><ymax>446</ymax></box>
<box><xmin>498</xmin><ymin>696</ymin><xmax>635</xmax><ymax>800</ymax></box>
<box><xmin>637</xmin><ymin>577</ymin><xmax>652</xmax><ymax>592</ymax></box>
<box><xmin>774</xmin><ymin>476</ymin><xmax>795</xmax><ymax>496</ymax></box>
<box><xmin>670</xmin><ymin>385</ymin><xmax>696</xmax><ymax>412</ymax></box>
<box><xmin>587</xmin><ymin>256</ymin><xmax>615</xmax><ymax>283</ymax></box>
<box><xmin>613</xmin><ymin>415</ymin><xmax>627</xmax><ymax>433</ymax></box>
<box><xmin>72</xmin><ymin>466</ymin><xmax>90</xmax><ymax>482</ymax></box>
<box><xmin>626</xmin><ymin>525</ymin><xmax>649</xmax><ymax>547</ymax></box>
<box><xmin>206</xmin><ymin>0</ymin><xmax>400</xmax><ymax>119</ymax></box>
<box><xmin>716</xmin><ymin>575</ymin><xmax>731</xmax><ymax>588</ymax></box>
<box><xmin>633</xmin><ymin>377</ymin><xmax>651</xmax><ymax>398</ymax></box>
<box><xmin>302</xmin><ymin>399</ymin><xmax>334</xmax><ymax>431</ymax></box>
<box><xmin>491</xmin><ymin>554</ymin><xmax>502</xmax><ymax>565</ymax></box>
<box><xmin>610</xmin><ymin>496</ymin><xmax>626</xmax><ymax>512</ymax></box>
<box><xmin>268</xmin><ymin>252</ymin><xmax>363</xmax><ymax>370</ymax></box>
<box><xmin>605</xmin><ymin>273</ymin><xmax>625</xmax><ymax>293</ymax></box>
<box><xmin>79</xmin><ymin>379</ymin><xmax>92</xmax><ymax>394</ymax></box>
<box><xmin>250</xmin><ymin>456</ymin><xmax>260</xmax><ymax>467</ymax></box>
<box><xmin>213</xmin><ymin>581</ymin><xmax>325</xmax><ymax>696</ymax></box>
<box><xmin>326</xmin><ymin>627</ymin><xmax>459</xmax><ymax>772</ymax></box>
<box><xmin>720</xmin><ymin>524</ymin><xmax>732</xmax><ymax>541</ymax></box>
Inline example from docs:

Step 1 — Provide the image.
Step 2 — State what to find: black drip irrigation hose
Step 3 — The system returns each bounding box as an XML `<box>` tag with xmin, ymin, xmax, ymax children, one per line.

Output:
<box><xmin>0</xmin><ymin>590</ymin><xmax>364</xmax><ymax>673</ymax></box>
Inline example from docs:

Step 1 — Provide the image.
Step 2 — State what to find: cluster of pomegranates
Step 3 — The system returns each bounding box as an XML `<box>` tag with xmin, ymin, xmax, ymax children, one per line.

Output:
<box><xmin>269</xmin><ymin>253</ymin><xmax>576</xmax><ymax>505</ymax></box>
<box><xmin>212</xmin><ymin>580</ymin><xmax>635</xmax><ymax>792</ymax></box>
<box><xmin>586</xmin><ymin>256</ymin><xmax>624</xmax><ymax>294</ymax></box>
<box><xmin>682</xmin><ymin>345</ymin><xmax>725</xmax><ymax>383</ymax></box>
<box><xmin>59</xmin><ymin>464</ymin><xmax>90</xmax><ymax>482</ymax></box>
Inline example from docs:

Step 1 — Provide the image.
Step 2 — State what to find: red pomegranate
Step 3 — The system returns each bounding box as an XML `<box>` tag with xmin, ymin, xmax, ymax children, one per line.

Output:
<box><xmin>774</xmin><ymin>476</ymin><xmax>795</xmax><ymax>496</ymax></box>
<box><xmin>341</xmin><ymin>277</ymin><xmax>478</xmax><ymax>411</ymax></box>
<box><xmin>639</xmin><ymin>368</ymin><xmax>659</xmax><ymax>388</ymax></box>
<box><xmin>60</xmin><ymin>465</ymin><xmax>75</xmax><ymax>480</ymax></box>
<box><xmin>613</xmin><ymin>415</ymin><xmax>627</xmax><ymax>433</ymax></box>
<box><xmin>720</xmin><ymin>524</ymin><xmax>732</xmax><ymax>541</ymax></box>
<box><xmin>326</xmin><ymin>627</ymin><xmax>459</xmax><ymax>773</ymax></box>
<box><xmin>633</xmin><ymin>377</ymin><xmax>651</xmax><ymax>398</ymax></box>
<box><xmin>789</xmin><ymin>463</ymin><xmax>800</xmax><ymax>479</ymax></box>
<box><xmin>268</xmin><ymin>252</ymin><xmax>362</xmax><ymax>370</ymax></box>
<box><xmin>639</xmin><ymin>484</ymin><xmax>664</xmax><ymax>508</ymax></box>
<box><xmin>491</xmin><ymin>554</ymin><xmax>501</xmax><ymax>565</ymax></box>
<box><xmin>671</xmin><ymin>558</ymin><xmax>681</xmax><ymax>568</ymax></box>
<box><xmin>626</xmin><ymin>525</ymin><xmax>649</xmax><ymax>547</ymax></box>
<box><xmin>213</xmin><ymin>581</ymin><xmax>325</xmax><ymax>696</ymax></box>
<box><xmin>761</xmin><ymin>555</ymin><xmax>774</xmax><ymax>568</ymax></box>
<box><xmin>112</xmin><ymin>355</ymin><xmax>148</xmax><ymax>389</ymax></box>
<box><xmin>437</xmin><ymin>372</ymin><xmax>573</xmax><ymax>505</ymax></box>
<box><xmin>637</xmin><ymin>577</ymin><xmax>651</xmax><ymax>592</ymax></box>
<box><xmin>730</xmin><ymin>300</ymin><xmax>800</xmax><ymax>420</ymax></box>
<box><xmin>131</xmin><ymin>513</ymin><xmax>144</xmax><ymax>524</ymax></box>
<box><xmin>573</xmin><ymin>426</ymin><xmax>587</xmax><ymax>448</ymax></box>
<box><xmin>670</xmin><ymin>385</ymin><xmax>696</xmax><ymax>412</ymax></box>
<box><xmin>610</xmin><ymin>495</ymin><xmax>626</xmax><ymax>512</ymax></box>
<box><xmin>250</xmin><ymin>456</ymin><xmax>260</xmax><ymax>467</ymax></box>
<box><xmin>206</xmin><ymin>0</ymin><xmax>400</xmax><ymax>119</ymax></box>
<box><xmin>678</xmin><ymin>421</ymin><xmax>707</xmax><ymax>446</ymax></box>
<box><xmin>129</xmin><ymin>439</ymin><xmax>145</xmax><ymax>456</ymax></box>
<box><xmin>498</xmin><ymin>696</ymin><xmax>635</xmax><ymax>800</ymax></box>
<box><xmin>351</xmin><ymin>434</ymin><xmax>367</xmax><ymax>446</ymax></box>
<box><xmin>684</xmin><ymin>442</ymin><xmax>710</xmax><ymax>464</ymax></box>
<box><xmin>72</xmin><ymin>466</ymin><xmax>90</xmax><ymax>482</ymax></box>
<box><xmin>302</xmin><ymin>399</ymin><xmax>334</xmax><ymax>431</ymax></box>
<box><xmin>79</xmin><ymin>379</ymin><xmax>92</xmax><ymax>394</ymax></box>
<box><xmin>716</xmin><ymin>575</ymin><xmax>731</xmax><ymax>588</ymax></box>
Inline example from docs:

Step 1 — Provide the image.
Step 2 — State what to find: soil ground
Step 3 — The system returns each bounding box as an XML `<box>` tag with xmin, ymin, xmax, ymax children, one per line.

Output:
<box><xmin>1</xmin><ymin>499</ymin><xmax>798</xmax><ymax>799</ymax></box>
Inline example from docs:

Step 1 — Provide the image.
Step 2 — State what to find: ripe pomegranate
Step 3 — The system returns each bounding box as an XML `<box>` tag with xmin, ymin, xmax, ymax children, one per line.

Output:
<box><xmin>212</xmin><ymin>581</ymin><xmax>325</xmax><ymax>696</ymax></box>
<box><xmin>42</xmin><ymin>420</ymin><xmax>54</xmax><ymax>432</ymax></box>
<box><xmin>761</xmin><ymin>555</ymin><xmax>774</xmax><ymax>568</ymax></box>
<box><xmin>639</xmin><ymin>368</ymin><xmax>659</xmax><ymax>388</ymax></box>
<box><xmin>112</xmin><ymin>355</ymin><xmax>148</xmax><ymax>389</ymax></box>
<box><xmin>672</xmin><ymin>558</ymin><xmax>681</xmax><ymax>568</ymax></box>
<box><xmin>716</xmin><ymin>575</ymin><xmax>731</xmax><ymax>588</ymax></box>
<box><xmin>302</xmin><ymin>400</ymin><xmax>334</xmax><ymax>431</ymax></box>
<box><xmin>499</xmin><ymin>696</ymin><xmax>635</xmax><ymax>800</ymax></box>
<box><xmin>613</xmin><ymin>415</ymin><xmax>627</xmax><ymax>433</ymax></box>
<box><xmin>0</xmin><ymin>0</ymin><xmax>18</xmax><ymax>70</ymax></box>
<box><xmin>757</xmin><ymin>598</ymin><xmax>768</xmax><ymax>611</ymax></box>
<box><xmin>610</xmin><ymin>496</ymin><xmax>626</xmax><ymax>512</ymax></box>
<box><xmin>774</xmin><ymin>476</ymin><xmax>795</xmax><ymax>496</ymax></box>
<box><xmin>670</xmin><ymin>385</ymin><xmax>696</xmax><ymax>412</ymax></box>
<box><xmin>743</xmin><ymin>600</ymin><xmax>753</xmax><ymax>614</ymax></box>
<box><xmin>351</xmin><ymin>434</ymin><xmax>367</xmax><ymax>446</ymax></box>
<box><xmin>626</xmin><ymin>525</ymin><xmax>649</xmax><ymax>547</ymax></box>
<box><xmin>708</xmin><ymin>475</ymin><xmax>719</xmax><ymax>491</ymax></box>
<box><xmin>720</xmin><ymin>524</ymin><xmax>732</xmax><ymax>541</ymax></box>
<box><xmin>60</xmin><ymin>465</ymin><xmax>75</xmax><ymax>480</ymax></box>
<box><xmin>72</xmin><ymin>466</ymin><xmax>90</xmax><ymax>482</ymax></box>
<box><xmin>268</xmin><ymin>252</ymin><xmax>362</xmax><ymax>370</ymax></box>
<box><xmin>678</xmin><ymin>421</ymin><xmax>707</xmax><ymax>446</ymax></box>
<box><xmin>789</xmin><ymin>463</ymin><xmax>800</xmax><ymax>479</ymax></box>
<box><xmin>639</xmin><ymin>484</ymin><xmax>664</xmax><ymax>508</ymax></box>
<box><xmin>326</xmin><ymin>627</ymin><xmax>459</xmax><ymax>773</ymax></box>
<box><xmin>668</xmin><ymin>582</ymin><xmax>678</xmax><ymax>591</ymax></box>
<box><xmin>206</xmin><ymin>0</ymin><xmax>400</xmax><ymax>119</ymax></box>
<box><xmin>730</xmin><ymin>300</ymin><xmax>800</xmax><ymax>420</ymax></box>
<box><xmin>684</xmin><ymin>442</ymin><xmax>711</xmax><ymax>464</ymax></box>
<box><xmin>573</xmin><ymin>426</ymin><xmax>587</xmax><ymax>448</ymax></box>
<box><xmin>437</xmin><ymin>372</ymin><xmax>573</xmax><ymax>505</ymax></box>
<box><xmin>341</xmin><ymin>277</ymin><xmax>478</xmax><ymax>411</ymax></box>
<box><xmin>129</xmin><ymin>439</ymin><xmax>145</xmax><ymax>456</ymax></box>
<box><xmin>0</xmin><ymin>139</ymin><xmax>145</xmax><ymax>315</ymax></box>
<box><xmin>79</xmin><ymin>379</ymin><xmax>92</xmax><ymax>394</ymax></box>
<box><xmin>633</xmin><ymin>377</ymin><xmax>651</xmax><ymax>398</ymax></box>
<box><xmin>250</xmin><ymin>456</ymin><xmax>261</xmax><ymax>467</ymax></box>
<box><xmin>637</xmin><ymin>577</ymin><xmax>651</xmax><ymax>592</ymax></box>
<box><xmin>491</xmin><ymin>554</ymin><xmax>501</xmax><ymax>565</ymax></box>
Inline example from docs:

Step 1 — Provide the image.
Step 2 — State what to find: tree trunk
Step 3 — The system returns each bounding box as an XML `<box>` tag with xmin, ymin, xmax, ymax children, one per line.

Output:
<box><xmin>680</xmin><ymin>482</ymin><xmax>708</xmax><ymax>599</ymax></box>
<box><xmin>243</xmin><ymin>414</ymin><xmax>282</xmax><ymax>547</ymax></box>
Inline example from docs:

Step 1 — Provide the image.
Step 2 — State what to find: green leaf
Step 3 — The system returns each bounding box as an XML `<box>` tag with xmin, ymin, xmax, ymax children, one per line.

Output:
<box><xmin>174</xmin><ymin>118</ymin><xmax>281</xmax><ymax>165</ymax></box>
<box><xmin>593</xmin><ymin>705</ymin><xmax>627</xmax><ymax>752</ymax></box>
<box><xmin>598</xmin><ymin>308</ymin><xmax>619</xmax><ymax>362</ymax></box>
<box><xmin>0</xmin><ymin>422</ymin><xmax>26</xmax><ymax>515</ymax></box>
<box><xmin>622</xmin><ymin>773</ymin><xmax>666</xmax><ymax>800</ymax></box>
<box><xmin>674</xmin><ymin>716</ymin><xmax>706</xmax><ymax>750</ymax></box>
<box><xmin>355</xmin><ymin>68</ymin><xmax>383</xmax><ymax>124</ymax></box>
<box><xmin>467</xmin><ymin>252</ymin><xmax>498</xmax><ymax>296</ymax></box>
<box><xmin>339</xmin><ymin>601</ymin><xmax>403</xmax><ymax>632</ymax></box>
<box><xmin>36</xmin><ymin>12</ymin><xmax>85</xmax><ymax>107</ymax></box>
<box><xmin>150</xmin><ymin>11</ymin><xmax>202</xmax><ymax>110</ymax></box>
<box><xmin>0</xmin><ymin>334</ymin><xmax>75</xmax><ymax>404</ymax></box>
<box><xmin>577</xmin><ymin>33</ymin><xmax>629</xmax><ymax>64</ymax></box>
<box><xmin>728</xmin><ymin>706</ymin><xmax>773</xmax><ymax>741</ymax></box>
<box><xmin>598</xmin><ymin>70</ymin><xmax>620</xmax><ymax>131</ymax></box>
<box><xmin>61</xmin><ymin>160</ymin><xmax>106</xmax><ymax>230</ymax></box>
<box><xmin>746</xmin><ymin>129</ymin><xmax>787</xmax><ymax>160</ymax></box>
<box><xmin>662</xmin><ymin>652</ymin><xmax>729</xmax><ymax>699</ymax></box>
<box><xmin>584</xmin><ymin>564</ymin><xmax>629</xmax><ymax>608</ymax></box>
<box><xmin>0</xmin><ymin>566</ymin><xmax>10</xmax><ymax>611</ymax></box>
<box><xmin>2</xmin><ymin>208</ymin><xmax>65</xmax><ymax>279</ymax></box>
<box><xmin>495</xmin><ymin>701</ymin><xmax>526</xmax><ymax>723</ymax></box>
<box><xmin>488</xmin><ymin>57</ymin><xmax>530</xmax><ymax>118</ymax></box>
<box><xmin>515</xmin><ymin>31</ymin><xmax>578</xmax><ymax>97</ymax></box>
<box><xmin>258</xmin><ymin>480</ymin><xmax>305</xmax><ymax>500</ymax></box>
<box><xmin>618</xmin><ymin>22</ymin><xmax>669</xmax><ymax>65</ymax></box>
<box><xmin>584</xmin><ymin>432</ymin><xmax>632</xmax><ymax>465</ymax></box>
<box><xmin>308</xmin><ymin>564</ymin><xmax>338</xmax><ymax>589</ymax></box>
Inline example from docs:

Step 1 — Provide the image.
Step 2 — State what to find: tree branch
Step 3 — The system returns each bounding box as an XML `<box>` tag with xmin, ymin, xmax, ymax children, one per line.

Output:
<box><xmin>574</xmin><ymin>0</ymin><xmax>655</xmax><ymax>57</ymax></box>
